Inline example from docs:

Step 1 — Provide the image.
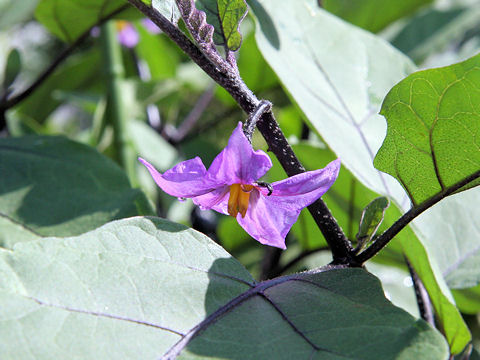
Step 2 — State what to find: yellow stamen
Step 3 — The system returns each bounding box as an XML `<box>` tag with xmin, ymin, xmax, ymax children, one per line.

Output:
<box><xmin>228</xmin><ymin>184</ymin><xmax>254</xmax><ymax>218</ymax></box>
<box><xmin>228</xmin><ymin>184</ymin><xmax>241</xmax><ymax>217</ymax></box>
<box><xmin>116</xmin><ymin>20</ymin><xmax>129</xmax><ymax>31</ymax></box>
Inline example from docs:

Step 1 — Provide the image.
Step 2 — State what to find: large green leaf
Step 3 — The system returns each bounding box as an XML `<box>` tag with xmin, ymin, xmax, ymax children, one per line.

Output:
<box><xmin>250</xmin><ymin>0</ymin><xmax>471</xmax><ymax>352</ymax></box>
<box><xmin>0</xmin><ymin>135</ymin><xmax>149</xmax><ymax>240</ymax></box>
<box><xmin>0</xmin><ymin>217</ymin><xmax>448</xmax><ymax>359</ymax></box>
<box><xmin>35</xmin><ymin>0</ymin><xmax>132</xmax><ymax>43</ymax></box>
<box><xmin>196</xmin><ymin>0</ymin><xmax>248</xmax><ymax>51</ymax></box>
<box><xmin>323</xmin><ymin>0</ymin><xmax>432</xmax><ymax>33</ymax></box>
<box><xmin>375</xmin><ymin>54</ymin><xmax>480</xmax><ymax>206</ymax></box>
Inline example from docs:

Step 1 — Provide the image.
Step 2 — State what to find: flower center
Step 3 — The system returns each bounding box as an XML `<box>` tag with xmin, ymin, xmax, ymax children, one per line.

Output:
<box><xmin>116</xmin><ymin>20</ymin><xmax>130</xmax><ymax>31</ymax></box>
<box><xmin>227</xmin><ymin>184</ymin><xmax>254</xmax><ymax>218</ymax></box>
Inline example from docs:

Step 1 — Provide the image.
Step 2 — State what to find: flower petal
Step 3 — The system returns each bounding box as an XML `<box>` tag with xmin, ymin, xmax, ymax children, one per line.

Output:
<box><xmin>192</xmin><ymin>186</ymin><xmax>229</xmax><ymax>212</ymax></box>
<box><xmin>236</xmin><ymin>190</ymin><xmax>290</xmax><ymax>249</ymax></box>
<box><xmin>117</xmin><ymin>22</ymin><xmax>139</xmax><ymax>48</ymax></box>
<box><xmin>265</xmin><ymin>159</ymin><xmax>341</xmax><ymax>210</ymax></box>
<box><xmin>207</xmin><ymin>122</ymin><xmax>272</xmax><ymax>185</ymax></box>
<box><xmin>236</xmin><ymin>159</ymin><xmax>340</xmax><ymax>249</ymax></box>
<box><xmin>138</xmin><ymin>157</ymin><xmax>218</xmax><ymax>198</ymax></box>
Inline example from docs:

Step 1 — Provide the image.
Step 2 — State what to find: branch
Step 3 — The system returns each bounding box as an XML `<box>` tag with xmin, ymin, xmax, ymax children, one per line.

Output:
<box><xmin>0</xmin><ymin>4</ymin><xmax>131</xmax><ymax>113</ymax></box>
<box><xmin>406</xmin><ymin>258</ymin><xmax>434</xmax><ymax>326</ymax></box>
<box><xmin>355</xmin><ymin>170</ymin><xmax>480</xmax><ymax>264</ymax></box>
<box><xmin>126</xmin><ymin>0</ymin><xmax>353</xmax><ymax>264</ymax></box>
<box><xmin>166</xmin><ymin>83</ymin><xmax>216</xmax><ymax>143</ymax></box>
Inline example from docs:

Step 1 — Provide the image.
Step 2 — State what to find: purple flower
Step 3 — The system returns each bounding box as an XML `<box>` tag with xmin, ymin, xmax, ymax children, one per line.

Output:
<box><xmin>116</xmin><ymin>19</ymin><xmax>161</xmax><ymax>48</ymax></box>
<box><xmin>139</xmin><ymin>123</ymin><xmax>340</xmax><ymax>249</ymax></box>
<box><xmin>117</xmin><ymin>21</ymin><xmax>139</xmax><ymax>48</ymax></box>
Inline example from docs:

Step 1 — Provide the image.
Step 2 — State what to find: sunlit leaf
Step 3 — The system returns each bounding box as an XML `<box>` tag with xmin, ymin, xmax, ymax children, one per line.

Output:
<box><xmin>152</xmin><ymin>0</ymin><xmax>180</xmax><ymax>23</ymax></box>
<box><xmin>0</xmin><ymin>217</ymin><xmax>448</xmax><ymax>359</ymax></box>
<box><xmin>196</xmin><ymin>0</ymin><xmax>248</xmax><ymax>51</ymax></box>
<box><xmin>375</xmin><ymin>53</ymin><xmax>480</xmax><ymax>206</ymax></box>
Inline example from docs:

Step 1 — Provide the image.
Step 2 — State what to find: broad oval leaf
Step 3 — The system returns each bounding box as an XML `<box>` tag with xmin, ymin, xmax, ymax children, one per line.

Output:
<box><xmin>0</xmin><ymin>135</ymin><xmax>149</xmax><ymax>240</ymax></box>
<box><xmin>375</xmin><ymin>53</ymin><xmax>480</xmax><ymax>206</ymax></box>
<box><xmin>250</xmin><ymin>0</ymin><xmax>471</xmax><ymax>352</ymax></box>
<box><xmin>196</xmin><ymin>0</ymin><xmax>248</xmax><ymax>51</ymax></box>
<box><xmin>0</xmin><ymin>217</ymin><xmax>448</xmax><ymax>359</ymax></box>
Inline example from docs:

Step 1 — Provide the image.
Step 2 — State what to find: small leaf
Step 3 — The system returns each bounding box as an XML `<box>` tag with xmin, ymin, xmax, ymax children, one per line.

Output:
<box><xmin>176</xmin><ymin>0</ymin><xmax>215</xmax><ymax>46</ymax></box>
<box><xmin>196</xmin><ymin>0</ymin><xmax>248</xmax><ymax>51</ymax></box>
<box><xmin>374</xmin><ymin>53</ymin><xmax>480</xmax><ymax>206</ymax></box>
<box><xmin>356</xmin><ymin>196</ymin><xmax>389</xmax><ymax>249</ymax></box>
<box><xmin>2</xmin><ymin>48</ymin><xmax>21</xmax><ymax>91</ymax></box>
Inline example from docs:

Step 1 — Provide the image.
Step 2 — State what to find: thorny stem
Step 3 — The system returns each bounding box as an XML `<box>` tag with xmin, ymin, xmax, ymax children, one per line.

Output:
<box><xmin>0</xmin><ymin>4</ymin><xmax>131</xmax><ymax>118</ymax></box>
<box><xmin>126</xmin><ymin>0</ymin><xmax>354</xmax><ymax>265</ymax></box>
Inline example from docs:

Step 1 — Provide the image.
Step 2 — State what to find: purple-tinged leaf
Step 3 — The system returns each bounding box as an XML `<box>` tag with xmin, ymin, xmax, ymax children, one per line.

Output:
<box><xmin>176</xmin><ymin>0</ymin><xmax>215</xmax><ymax>47</ymax></box>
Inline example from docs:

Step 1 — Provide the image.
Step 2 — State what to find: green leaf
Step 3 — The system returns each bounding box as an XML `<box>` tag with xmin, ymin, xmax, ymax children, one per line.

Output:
<box><xmin>0</xmin><ymin>0</ymin><xmax>38</xmax><ymax>30</ymax></box>
<box><xmin>0</xmin><ymin>217</ymin><xmax>254</xmax><ymax>359</ymax></box>
<box><xmin>356</xmin><ymin>196</ymin><xmax>389</xmax><ymax>248</ymax></box>
<box><xmin>196</xmin><ymin>0</ymin><xmax>248</xmax><ymax>51</ymax></box>
<box><xmin>2</xmin><ymin>48</ymin><xmax>21</xmax><ymax>91</ymax></box>
<box><xmin>295</xmin><ymin>251</ymin><xmax>420</xmax><ymax>318</ymax></box>
<box><xmin>452</xmin><ymin>284</ymin><xmax>480</xmax><ymax>315</ymax></box>
<box><xmin>375</xmin><ymin>53</ymin><xmax>480</xmax><ymax>206</ymax></box>
<box><xmin>390</xmin><ymin>5</ymin><xmax>480</xmax><ymax>64</ymax></box>
<box><xmin>0</xmin><ymin>135</ymin><xmax>148</xmax><ymax>240</ymax></box>
<box><xmin>0</xmin><ymin>216</ymin><xmax>41</xmax><ymax>249</ymax></box>
<box><xmin>323</xmin><ymin>0</ymin><xmax>433</xmax><ymax>33</ymax></box>
<box><xmin>35</xmin><ymin>0</ymin><xmax>132</xmax><ymax>43</ymax></box>
<box><xmin>250</xmin><ymin>0</ymin><xmax>471</xmax><ymax>352</ymax></box>
<box><xmin>152</xmin><ymin>0</ymin><xmax>180</xmax><ymax>23</ymax></box>
<box><xmin>0</xmin><ymin>218</ymin><xmax>448</xmax><ymax>359</ymax></box>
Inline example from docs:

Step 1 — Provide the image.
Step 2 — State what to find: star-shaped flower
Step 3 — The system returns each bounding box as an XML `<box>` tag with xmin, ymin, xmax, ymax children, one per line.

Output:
<box><xmin>139</xmin><ymin>122</ymin><xmax>340</xmax><ymax>249</ymax></box>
